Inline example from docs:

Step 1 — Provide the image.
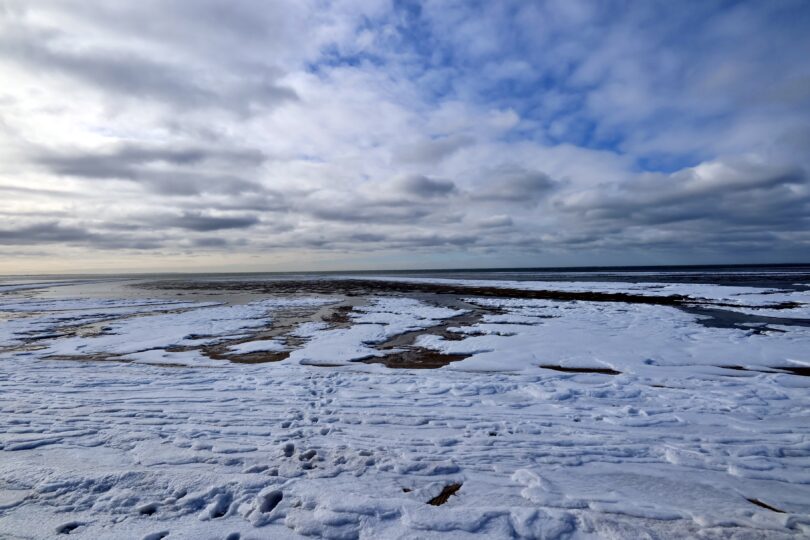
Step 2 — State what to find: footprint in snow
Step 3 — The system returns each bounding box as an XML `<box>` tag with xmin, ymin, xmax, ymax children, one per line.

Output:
<box><xmin>199</xmin><ymin>492</ymin><xmax>233</xmax><ymax>520</ymax></box>
<box><xmin>55</xmin><ymin>521</ymin><xmax>84</xmax><ymax>534</ymax></box>
<box><xmin>243</xmin><ymin>464</ymin><xmax>269</xmax><ymax>474</ymax></box>
<box><xmin>259</xmin><ymin>490</ymin><xmax>283</xmax><ymax>513</ymax></box>
<box><xmin>138</xmin><ymin>502</ymin><xmax>158</xmax><ymax>516</ymax></box>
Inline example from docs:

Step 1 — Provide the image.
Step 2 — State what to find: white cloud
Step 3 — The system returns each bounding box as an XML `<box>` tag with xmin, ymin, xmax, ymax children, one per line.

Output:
<box><xmin>0</xmin><ymin>0</ymin><xmax>808</xmax><ymax>273</ymax></box>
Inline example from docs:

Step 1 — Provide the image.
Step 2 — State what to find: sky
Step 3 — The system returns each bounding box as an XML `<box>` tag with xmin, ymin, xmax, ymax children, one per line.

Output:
<box><xmin>0</xmin><ymin>0</ymin><xmax>809</xmax><ymax>274</ymax></box>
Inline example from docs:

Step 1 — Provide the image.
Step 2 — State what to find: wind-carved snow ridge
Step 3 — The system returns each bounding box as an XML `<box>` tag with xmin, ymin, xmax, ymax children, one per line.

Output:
<box><xmin>0</xmin><ymin>278</ymin><xmax>809</xmax><ymax>538</ymax></box>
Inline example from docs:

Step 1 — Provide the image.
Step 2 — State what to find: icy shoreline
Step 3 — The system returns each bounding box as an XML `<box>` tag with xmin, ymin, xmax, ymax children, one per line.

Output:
<box><xmin>1</xmin><ymin>277</ymin><xmax>809</xmax><ymax>538</ymax></box>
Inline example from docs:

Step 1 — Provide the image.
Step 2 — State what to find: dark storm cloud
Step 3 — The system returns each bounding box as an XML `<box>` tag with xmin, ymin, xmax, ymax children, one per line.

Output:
<box><xmin>95</xmin><ymin>239</ymin><xmax>166</xmax><ymax>251</ymax></box>
<box><xmin>557</xmin><ymin>161</ymin><xmax>810</xmax><ymax>230</ymax></box>
<box><xmin>309</xmin><ymin>205</ymin><xmax>432</xmax><ymax>224</ymax></box>
<box><xmin>472</xmin><ymin>169</ymin><xmax>557</xmax><ymax>203</ymax></box>
<box><xmin>0</xmin><ymin>222</ymin><xmax>98</xmax><ymax>245</ymax></box>
<box><xmin>394</xmin><ymin>135</ymin><xmax>474</xmax><ymax>164</ymax></box>
<box><xmin>395</xmin><ymin>175</ymin><xmax>457</xmax><ymax>198</ymax></box>
<box><xmin>348</xmin><ymin>232</ymin><xmax>387</xmax><ymax>243</ymax></box>
<box><xmin>0</xmin><ymin>185</ymin><xmax>84</xmax><ymax>199</ymax></box>
<box><xmin>190</xmin><ymin>237</ymin><xmax>250</xmax><ymax>249</ymax></box>
<box><xmin>193</xmin><ymin>238</ymin><xmax>229</xmax><ymax>248</ymax></box>
<box><xmin>138</xmin><ymin>173</ymin><xmax>266</xmax><ymax>198</ymax></box>
<box><xmin>161</xmin><ymin>212</ymin><xmax>260</xmax><ymax>232</ymax></box>
<box><xmin>37</xmin><ymin>145</ymin><xmax>272</xmax><ymax>198</ymax></box>
<box><xmin>542</xmin><ymin>160</ymin><xmax>810</xmax><ymax>255</ymax></box>
<box><xmin>477</xmin><ymin>215</ymin><xmax>513</xmax><ymax>228</ymax></box>
<box><xmin>180</xmin><ymin>192</ymin><xmax>291</xmax><ymax>213</ymax></box>
<box><xmin>38</xmin><ymin>144</ymin><xmax>267</xmax><ymax>177</ymax></box>
<box><xmin>0</xmin><ymin>221</ymin><xmax>167</xmax><ymax>250</ymax></box>
<box><xmin>306</xmin><ymin>230</ymin><xmax>479</xmax><ymax>250</ymax></box>
<box><xmin>392</xmin><ymin>232</ymin><xmax>478</xmax><ymax>248</ymax></box>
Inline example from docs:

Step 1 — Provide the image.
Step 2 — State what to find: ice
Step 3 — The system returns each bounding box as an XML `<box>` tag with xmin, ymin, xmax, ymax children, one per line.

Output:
<box><xmin>1</xmin><ymin>278</ymin><xmax>809</xmax><ymax>538</ymax></box>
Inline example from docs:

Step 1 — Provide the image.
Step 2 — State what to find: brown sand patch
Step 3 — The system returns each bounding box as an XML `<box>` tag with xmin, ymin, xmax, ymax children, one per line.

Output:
<box><xmin>362</xmin><ymin>350</ymin><xmax>470</xmax><ymax>369</ymax></box>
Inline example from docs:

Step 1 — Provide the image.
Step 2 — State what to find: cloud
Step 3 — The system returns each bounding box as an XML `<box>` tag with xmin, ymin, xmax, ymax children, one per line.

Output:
<box><xmin>394</xmin><ymin>175</ymin><xmax>457</xmax><ymax>198</ymax></box>
<box><xmin>36</xmin><ymin>144</ymin><xmax>271</xmax><ymax>198</ymax></box>
<box><xmin>0</xmin><ymin>4</ymin><xmax>300</xmax><ymax>115</ymax></box>
<box><xmin>477</xmin><ymin>215</ymin><xmax>513</xmax><ymax>228</ymax></box>
<box><xmin>37</xmin><ymin>144</ymin><xmax>267</xmax><ymax>177</ymax></box>
<box><xmin>192</xmin><ymin>237</ymin><xmax>231</xmax><ymax>248</ymax></box>
<box><xmin>1</xmin><ymin>0</ymin><xmax>809</xmax><ymax>269</ymax></box>
<box><xmin>0</xmin><ymin>222</ymin><xmax>97</xmax><ymax>245</ymax></box>
<box><xmin>160</xmin><ymin>212</ymin><xmax>260</xmax><ymax>232</ymax></box>
<box><xmin>551</xmin><ymin>158</ymin><xmax>810</xmax><ymax>252</ymax></box>
<box><xmin>556</xmin><ymin>158</ymin><xmax>809</xmax><ymax>227</ymax></box>
<box><xmin>0</xmin><ymin>221</ymin><xmax>166</xmax><ymax>250</ymax></box>
<box><xmin>308</xmin><ymin>204</ymin><xmax>432</xmax><ymax>224</ymax></box>
<box><xmin>394</xmin><ymin>135</ymin><xmax>474</xmax><ymax>164</ymax></box>
<box><xmin>472</xmin><ymin>169</ymin><xmax>557</xmax><ymax>203</ymax></box>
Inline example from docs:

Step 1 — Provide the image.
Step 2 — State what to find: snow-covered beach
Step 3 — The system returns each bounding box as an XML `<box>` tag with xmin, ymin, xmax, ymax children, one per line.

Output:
<box><xmin>1</xmin><ymin>272</ymin><xmax>809</xmax><ymax>539</ymax></box>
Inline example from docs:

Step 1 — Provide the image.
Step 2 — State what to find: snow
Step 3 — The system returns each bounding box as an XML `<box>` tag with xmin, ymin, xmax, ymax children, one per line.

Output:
<box><xmin>288</xmin><ymin>298</ymin><xmax>466</xmax><ymax>365</ymax></box>
<box><xmin>0</xmin><ymin>280</ymin><xmax>99</xmax><ymax>293</ymax></box>
<box><xmin>415</xmin><ymin>297</ymin><xmax>810</xmax><ymax>374</ymax></box>
<box><xmin>229</xmin><ymin>339</ymin><xmax>288</xmax><ymax>354</ymax></box>
<box><xmin>1</xmin><ymin>277</ymin><xmax>809</xmax><ymax>539</ymax></box>
<box><xmin>356</xmin><ymin>275</ymin><xmax>810</xmax><ymax>317</ymax></box>
<box><xmin>16</xmin><ymin>296</ymin><xmax>332</xmax><ymax>365</ymax></box>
